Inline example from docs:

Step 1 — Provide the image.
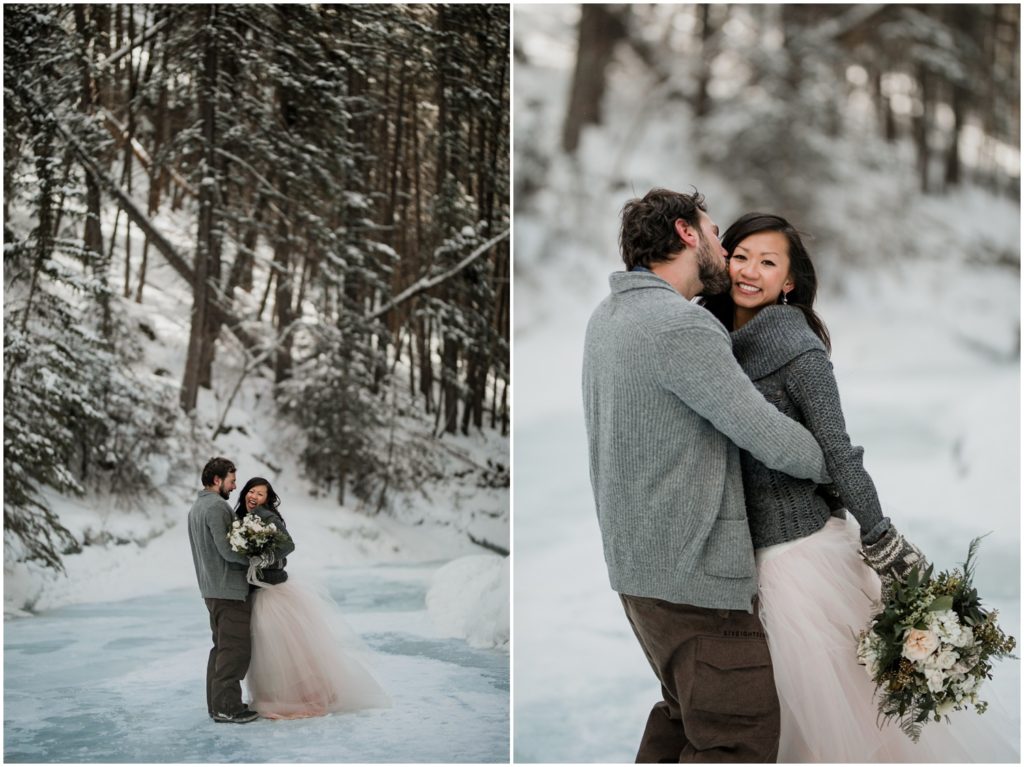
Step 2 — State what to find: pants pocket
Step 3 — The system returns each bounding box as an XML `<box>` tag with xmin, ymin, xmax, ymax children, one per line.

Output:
<box><xmin>691</xmin><ymin>636</ymin><xmax>776</xmax><ymax>717</ymax></box>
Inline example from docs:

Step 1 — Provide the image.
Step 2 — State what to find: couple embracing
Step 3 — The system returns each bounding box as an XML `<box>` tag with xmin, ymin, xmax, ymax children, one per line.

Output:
<box><xmin>186</xmin><ymin>458</ymin><xmax>389</xmax><ymax>723</ymax></box>
<box><xmin>583</xmin><ymin>188</ymin><xmax>1011</xmax><ymax>762</ymax></box>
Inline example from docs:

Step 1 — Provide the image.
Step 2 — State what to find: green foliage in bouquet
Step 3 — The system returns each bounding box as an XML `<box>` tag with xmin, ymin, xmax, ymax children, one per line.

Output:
<box><xmin>856</xmin><ymin>537</ymin><xmax>1017</xmax><ymax>742</ymax></box>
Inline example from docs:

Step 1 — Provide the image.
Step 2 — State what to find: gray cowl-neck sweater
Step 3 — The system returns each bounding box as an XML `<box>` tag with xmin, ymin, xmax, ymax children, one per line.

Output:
<box><xmin>583</xmin><ymin>271</ymin><xmax>830</xmax><ymax>611</ymax></box>
<box><xmin>730</xmin><ymin>305</ymin><xmax>890</xmax><ymax>549</ymax></box>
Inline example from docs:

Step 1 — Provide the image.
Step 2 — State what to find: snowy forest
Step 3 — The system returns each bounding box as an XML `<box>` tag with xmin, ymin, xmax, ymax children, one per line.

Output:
<box><xmin>4</xmin><ymin>4</ymin><xmax>511</xmax><ymax>576</ymax></box>
<box><xmin>514</xmin><ymin>4</ymin><xmax>1019</xmax><ymax>762</ymax></box>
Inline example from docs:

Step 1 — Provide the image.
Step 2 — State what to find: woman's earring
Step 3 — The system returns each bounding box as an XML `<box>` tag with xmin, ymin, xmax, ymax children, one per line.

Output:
<box><xmin>782</xmin><ymin>291</ymin><xmax>789</xmax><ymax>305</ymax></box>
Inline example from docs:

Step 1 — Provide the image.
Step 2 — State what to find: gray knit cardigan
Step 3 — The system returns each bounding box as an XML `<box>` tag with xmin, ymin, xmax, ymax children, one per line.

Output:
<box><xmin>187</xmin><ymin>490</ymin><xmax>251</xmax><ymax>601</ymax></box>
<box><xmin>730</xmin><ymin>305</ymin><xmax>890</xmax><ymax>549</ymax></box>
<box><xmin>583</xmin><ymin>271</ymin><xmax>830</xmax><ymax>611</ymax></box>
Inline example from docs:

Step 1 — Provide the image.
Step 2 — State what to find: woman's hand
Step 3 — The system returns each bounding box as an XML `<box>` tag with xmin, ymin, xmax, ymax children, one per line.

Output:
<box><xmin>860</xmin><ymin>524</ymin><xmax>928</xmax><ymax>600</ymax></box>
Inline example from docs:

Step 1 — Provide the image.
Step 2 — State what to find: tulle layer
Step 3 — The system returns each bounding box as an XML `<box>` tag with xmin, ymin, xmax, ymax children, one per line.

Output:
<box><xmin>756</xmin><ymin>517</ymin><xmax>1016</xmax><ymax>763</ymax></box>
<box><xmin>245</xmin><ymin>579</ymin><xmax>390</xmax><ymax>720</ymax></box>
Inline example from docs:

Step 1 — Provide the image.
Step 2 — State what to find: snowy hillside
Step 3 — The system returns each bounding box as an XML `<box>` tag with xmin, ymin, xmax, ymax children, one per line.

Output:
<box><xmin>513</xmin><ymin>5</ymin><xmax>1019</xmax><ymax>762</ymax></box>
<box><xmin>4</xmin><ymin>246</ymin><xmax>510</xmax><ymax>637</ymax></box>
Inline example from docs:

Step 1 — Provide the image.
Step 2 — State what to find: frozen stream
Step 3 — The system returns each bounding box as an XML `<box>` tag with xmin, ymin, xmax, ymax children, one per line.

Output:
<box><xmin>5</xmin><ymin>563</ymin><xmax>509</xmax><ymax>763</ymax></box>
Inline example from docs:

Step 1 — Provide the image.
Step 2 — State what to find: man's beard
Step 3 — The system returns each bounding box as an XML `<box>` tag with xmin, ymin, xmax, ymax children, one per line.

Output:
<box><xmin>696</xmin><ymin>236</ymin><xmax>731</xmax><ymax>296</ymax></box>
<box><xmin>219</xmin><ymin>488</ymin><xmax>231</xmax><ymax>500</ymax></box>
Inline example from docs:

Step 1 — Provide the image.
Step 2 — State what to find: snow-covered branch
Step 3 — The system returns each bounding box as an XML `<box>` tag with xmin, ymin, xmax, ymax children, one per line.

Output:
<box><xmin>367</xmin><ymin>228</ymin><xmax>510</xmax><ymax>321</ymax></box>
<box><xmin>94</xmin><ymin>13</ymin><xmax>174</xmax><ymax>72</ymax></box>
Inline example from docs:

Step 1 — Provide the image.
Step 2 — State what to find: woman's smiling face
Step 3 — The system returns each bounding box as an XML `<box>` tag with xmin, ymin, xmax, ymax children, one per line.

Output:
<box><xmin>245</xmin><ymin>484</ymin><xmax>268</xmax><ymax>511</ymax></box>
<box><xmin>728</xmin><ymin>230</ymin><xmax>795</xmax><ymax>311</ymax></box>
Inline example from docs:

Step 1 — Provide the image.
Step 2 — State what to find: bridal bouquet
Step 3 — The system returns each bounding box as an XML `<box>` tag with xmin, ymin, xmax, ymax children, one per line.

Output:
<box><xmin>856</xmin><ymin>537</ymin><xmax>1016</xmax><ymax>742</ymax></box>
<box><xmin>228</xmin><ymin>512</ymin><xmax>291</xmax><ymax>559</ymax></box>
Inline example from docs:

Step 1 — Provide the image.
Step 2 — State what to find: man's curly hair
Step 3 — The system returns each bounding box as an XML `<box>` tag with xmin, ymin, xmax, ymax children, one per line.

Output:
<box><xmin>619</xmin><ymin>188</ymin><xmax>707</xmax><ymax>270</ymax></box>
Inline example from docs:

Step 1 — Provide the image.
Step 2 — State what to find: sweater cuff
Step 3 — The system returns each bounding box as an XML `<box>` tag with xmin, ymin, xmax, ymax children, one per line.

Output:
<box><xmin>860</xmin><ymin>516</ymin><xmax>891</xmax><ymax>546</ymax></box>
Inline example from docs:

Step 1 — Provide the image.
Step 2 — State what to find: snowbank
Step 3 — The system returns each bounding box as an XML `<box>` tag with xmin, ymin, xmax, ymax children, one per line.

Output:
<box><xmin>426</xmin><ymin>554</ymin><xmax>510</xmax><ymax>650</ymax></box>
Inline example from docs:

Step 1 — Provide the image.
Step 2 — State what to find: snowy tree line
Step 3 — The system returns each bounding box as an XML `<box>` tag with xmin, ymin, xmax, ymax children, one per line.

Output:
<box><xmin>519</xmin><ymin>4</ymin><xmax>1019</xmax><ymax>268</ymax></box>
<box><xmin>4</xmin><ymin>4</ymin><xmax>509</xmax><ymax>570</ymax></box>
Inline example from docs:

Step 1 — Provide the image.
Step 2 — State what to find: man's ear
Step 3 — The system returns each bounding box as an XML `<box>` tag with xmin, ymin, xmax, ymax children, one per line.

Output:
<box><xmin>674</xmin><ymin>219</ymin><xmax>698</xmax><ymax>250</ymax></box>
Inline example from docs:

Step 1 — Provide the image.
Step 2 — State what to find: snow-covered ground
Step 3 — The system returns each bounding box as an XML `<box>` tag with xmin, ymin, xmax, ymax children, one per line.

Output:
<box><xmin>513</xmin><ymin>5</ymin><xmax>1020</xmax><ymax>762</ymax></box>
<box><xmin>3</xmin><ymin>342</ymin><xmax>509</xmax><ymax>762</ymax></box>
<box><xmin>5</xmin><ymin>562</ymin><xmax>508</xmax><ymax>763</ymax></box>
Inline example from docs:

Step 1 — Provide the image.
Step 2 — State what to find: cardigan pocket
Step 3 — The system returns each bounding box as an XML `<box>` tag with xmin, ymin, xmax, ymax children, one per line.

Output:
<box><xmin>702</xmin><ymin>518</ymin><xmax>756</xmax><ymax>579</ymax></box>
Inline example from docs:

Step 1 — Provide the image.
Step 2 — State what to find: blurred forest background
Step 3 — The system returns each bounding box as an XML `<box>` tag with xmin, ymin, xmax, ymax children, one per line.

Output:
<box><xmin>514</xmin><ymin>5</ymin><xmax>1020</xmax><ymax>762</ymax></box>
<box><xmin>518</xmin><ymin>3</ymin><xmax>1019</xmax><ymax>274</ymax></box>
<box><xmin>4</xmin><ymin>4</ymin><xmax>510</xmax><ymax>572</ymax></box>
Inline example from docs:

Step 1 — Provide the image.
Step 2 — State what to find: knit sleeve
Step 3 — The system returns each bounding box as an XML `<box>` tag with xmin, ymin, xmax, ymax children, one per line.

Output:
<box><xmin>783</xmin><ymin>350</ymin><xmax>890</xmax><ymax>541</ymax></box>
<box><xmin>261</xmin><ymin>508</ymin><xmax>296</xmax><ymax>559</ymax></box>
<box><xmin>654</xmin><ymin>322</ymin><xmax>830</xmax><ymax>484</ymax></box>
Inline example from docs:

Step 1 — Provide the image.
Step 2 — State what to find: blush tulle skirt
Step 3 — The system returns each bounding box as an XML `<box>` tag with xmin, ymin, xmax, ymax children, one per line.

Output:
<box><xmin>244</xmin><ymin>578</ymin><xmax>391</xmax><ymax>719</ymax></box>
<box><xmin>756</xmin><ymin>517</ymin><xmax>1017</xmax><ymax>763</ymax></box>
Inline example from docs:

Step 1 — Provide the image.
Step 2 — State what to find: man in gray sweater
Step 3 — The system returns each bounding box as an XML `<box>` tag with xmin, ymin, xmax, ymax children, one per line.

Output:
<box><xmin>582</xmin><ymin>188</ymin><xmax>831</xmax><ymax>762</ymax></box>
<box><xmin>187</xmin><ymin>457</ymin><xmax>258</xmax><ymax>724</ymax></box>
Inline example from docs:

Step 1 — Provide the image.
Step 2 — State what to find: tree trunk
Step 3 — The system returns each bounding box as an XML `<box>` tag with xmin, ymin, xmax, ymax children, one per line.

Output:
<box><xmin>181</xmin><ymin>6</ymin><xmax>220</xmax><ymax>412</ymax></box>
<box><xmin>561</xmin><ymin>5</ymin><xmax>627</xmax><ymax>153</ymax></box>
<box><xmin>272</xmin><ymin>212</ymin><xmax>294</xmax><ymax>384</ymax></box>
<box><xmin>73</xmin><ymin>7</ymin><xmax>106</xmax><ymax>322</ymax></box>
<box><xmin>441</xmin><ymin>335</ymin><xmax>459</xmax><ymax>435</ymax></box>
<box><xmin>122</xmin><ymin>5</ymin><xmax>138</xmax><ymax>299</ymax></box>
<box><xmin>419</xmin><ymin>314</ymin><xmax>433</xmax><ymax>412</ymax></box>
<box><xmin>915</xmin><ymin>65</ymin><xmax>931</xmax><ymax>194</ymax></box>
<box><xmin>944</xmin><ymin>84</ymin><xmax>964</xmax><ymax>190</ymax></box>
<box><xmin>694</xmin><ymin>5</ymin><xmax>715</xmax><ymax>117</ymax></box>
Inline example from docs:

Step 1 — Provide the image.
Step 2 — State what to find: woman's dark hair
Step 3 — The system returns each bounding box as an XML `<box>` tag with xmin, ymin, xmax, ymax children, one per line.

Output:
<box><xmin>619</xmin><ymin>187</ymin><xmax>707</xmax><ymax>270</ymax></box>
<box><xmin>201</xmin><ymin>457</ymin><xmax>236</xmax><ymax>487</ymax></box>
<box><xmin>703</xmin><ymin>212</ymin><xmax>831</xmax><ymax>353</ymax></box>
<box><xmin>234</xmin><ymin>476</ymin><xmax>282</xmax><ymax>519</ymax></box>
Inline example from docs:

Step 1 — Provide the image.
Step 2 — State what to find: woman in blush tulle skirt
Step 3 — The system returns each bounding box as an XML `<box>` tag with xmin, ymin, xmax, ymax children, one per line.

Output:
<box><xmin>700</xmin><ymin>213</ymin><xmax>1017</xmax><ymax>762</ymax></box>
<box><xmin>234</xmin><ymin>477</ymin><xmax>390</xmax><ymax>720</ymax></box>
<box><xmin>248</xmin><ymin>578</ymin><xmax>391</xmax><ymax>719</ymax></box>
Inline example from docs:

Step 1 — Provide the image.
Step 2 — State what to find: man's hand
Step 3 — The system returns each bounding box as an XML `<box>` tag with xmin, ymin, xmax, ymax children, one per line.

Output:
<box><xmin>860</xmin><ymin>524</ymin><xmax>927</xmax><ymax>602</ymax></box>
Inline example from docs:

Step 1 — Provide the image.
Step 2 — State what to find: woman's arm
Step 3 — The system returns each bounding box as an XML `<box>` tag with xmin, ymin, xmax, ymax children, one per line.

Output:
<box><xmin>255</xmin><ymin>507</ymin><xmax>296</xmax><ymax>559</ymax></box>
<box><xmin>782</xmin><ymin>349</ymin><xmax>890</xmax><ymax>543</ymax></box>
<box><xmin>269</xmin><ymin>511</ymin><xmax>296</xmax><ymax>559</ymax></box>
<box><xmin>786</xmin><ymin>349</ymin><xmax>928</xmax><ymax>591</ymax></box>
<box><xmin>655</xmin><ymin>323</ymin><xmax>831</xmax><ymax>484</ymax></box>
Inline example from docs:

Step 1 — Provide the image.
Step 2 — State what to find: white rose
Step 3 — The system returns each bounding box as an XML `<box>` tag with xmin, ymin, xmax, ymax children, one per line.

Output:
<box><xmin>903</xmin><ymin>628</ymin><xmax>940</xmax><ymax>661</ymax></box>
<box><xmin>953</xmin><ymin>626</ymin><xmax>974</xmax><ymax>649</ymax></box>
<box><xmin>933</xmin><ymin>647</ymin><xmax>958</xmax><ymax>670</ymax></box>
<box><xmin>924</xmin><ymin>668</ymin><xmax>946</xmax><ymax>694</ymax></box>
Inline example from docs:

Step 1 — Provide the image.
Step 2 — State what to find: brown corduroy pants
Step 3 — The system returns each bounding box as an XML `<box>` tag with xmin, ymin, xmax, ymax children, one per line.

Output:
<box><xmin>620</xmin><ymin>594</ymin><xmax>780</xmax><ymax>763</ymax></box>
<box><xmin>204</xmin><ymin>595</ymin><xmax>253</xmax><ymax>717</ymax></box>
